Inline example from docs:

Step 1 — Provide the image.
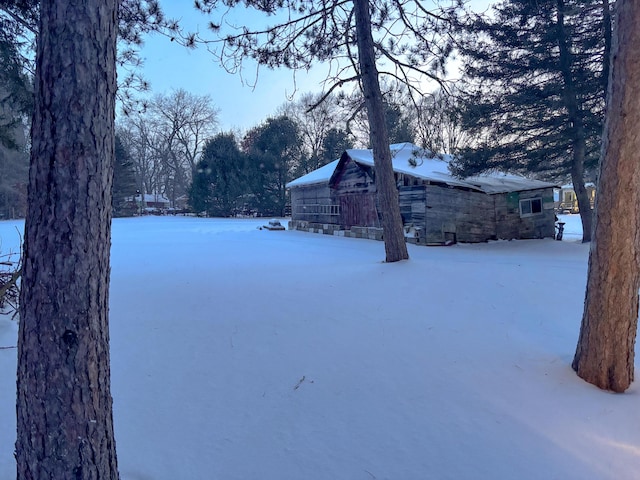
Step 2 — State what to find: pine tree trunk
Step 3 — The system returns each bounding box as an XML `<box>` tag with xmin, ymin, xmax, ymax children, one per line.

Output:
<box><xmin>15</xmin><ymin>0</ymin><xmax>120</xmax><ymax>478</ymax></box>
<box><xmin>556</xmin><ymin>0</ymin><xmax>593</xmax><ymax>242</ymax></box>
<box><xmin>572</xmin><ymin>0</ymin><xmax>640</xmax><ymax>393</ymax></box>
<box><xmin>352</xmin><ymin>0</ymin><xmax>409</xmax><ymax>262</ymax></box>
<box><xmin>569</xmin><ymin>154</ymin><xmax>593</xmax><ymax>243</ymax></box>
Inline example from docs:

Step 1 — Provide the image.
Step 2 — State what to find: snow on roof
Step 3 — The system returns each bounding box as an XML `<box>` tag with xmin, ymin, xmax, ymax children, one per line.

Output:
<box><xmin>560</xmin><ymin>182</ymin><xmax>596</xmax><ymax>189</ymax></box>
<box><xmin>465</xmin><ymin>173</ymin><xmax>559</xmax><ymax>194</ymax></box>
<box><xmin>286</xmin><ymin>159</ymin><xmax>340</xmax><ymax>188</ymax></box>
<box><xmin>345</xmin><ymin>143</ymin><xmax>476</xmax><ymax>190</ymax></box>
<box><xmin>287</xmin><ymin>143</ymin><xmax>557</xmax><ymax>194</ymax></box>
<box><xmin>126</xmin><ymin>193</ymin><xmax>171</xmax><ymax>203</ymax></box>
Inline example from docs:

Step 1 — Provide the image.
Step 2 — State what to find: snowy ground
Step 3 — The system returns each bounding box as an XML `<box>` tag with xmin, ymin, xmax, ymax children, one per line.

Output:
<box><xmin>1</xmin><ymin>214</ymin><xmax>639</xmax><ymax>480</ymax></box>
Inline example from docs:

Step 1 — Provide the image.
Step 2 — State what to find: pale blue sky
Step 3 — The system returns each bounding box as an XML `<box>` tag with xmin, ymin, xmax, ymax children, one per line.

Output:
<box><xmin>136</xmin><ymin>2</ymin><xmax>334</xmax><ymax>132</ymax></box>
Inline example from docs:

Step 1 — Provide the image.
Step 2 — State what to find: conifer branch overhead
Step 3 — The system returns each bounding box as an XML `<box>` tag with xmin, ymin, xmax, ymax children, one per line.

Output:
<box><xmin>186</xmin><ymin>0</ymin><xmax>456</xmax><ymax>100</ymax></box>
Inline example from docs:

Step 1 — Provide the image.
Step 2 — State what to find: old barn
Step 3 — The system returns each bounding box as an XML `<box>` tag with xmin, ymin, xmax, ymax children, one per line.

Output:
<box><xmin>287</xmin><ymin>143</ymin><xmax>557</xmax><ymax>244</ymax></box>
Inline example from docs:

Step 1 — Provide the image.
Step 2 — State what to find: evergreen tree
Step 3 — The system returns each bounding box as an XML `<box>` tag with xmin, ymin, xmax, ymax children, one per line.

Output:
<box><xmin>278</xmin><ymin>92</ymin><xmax>354</xmax><ymax>176</ymax></box>
<box><xmin>0</xmin><ymin>0</ymin><xmax>180</xmax><ymax>117</ymax></box>
<box><xmin>0</xmin><ymin>3</ymin><xmax>32</xmax><ymax>219</ymax></box>
<box><xmin>0</xmin><ymin>85</ymin><xmax>28</xmax><ymax>219</ymax></box>
<box><xmin>190</xmin><ymin>132</ymin><xmax>245</xmax><ymax>216</ymax></box>
<box><xmin>189</xmin><ymin>161</ymin><xmax>213</xmax><ymax>215</ymax></box>
<box><xmin>243</xmin><ymin>116</ymin><xmax>302</xmax><ymax>216</ymax></box>
<box><xmin>11</xmin><ymin>1</ymin><xmax>181</xmax><ymax>476</ymax></box>
<box><xmin>385</xmin><ymin>102</ymin><xmax>415</xmax><ymax>145</ymax></box>
<box><xmin>0</xmin><ymin>144</ymin><xmax>28</xmax><ymax>219</ymax></box>
<box><xmin>321</xmin><ymin>127</ymin><xmax>354</xmax><ymax>163</ymax></box>
<box><xmin>0</xmin><ymin>45</ymin><xmax>32</xmax><ymax>150</ymax></box>
<box><xmin>453</xmin><ymin>0</ymin><xmax>611</xmax><ymax>242</ymax></box>
<box><xmin>113</xmin><ymin>134</ymin><xmax>138</xmax><ymax>217</ymax></box>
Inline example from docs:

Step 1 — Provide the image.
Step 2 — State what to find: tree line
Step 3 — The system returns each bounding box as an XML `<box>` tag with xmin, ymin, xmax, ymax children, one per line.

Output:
<box><xmin>5</xmin><ymin>79</ymin><xmax>456</xmax><ymax>221</ymax></box>
<box><xmin>1</xmin><ymin>0</ymin><xmax>609</xmax><ymax>244</ymax></box>
<box><xmin>113</xmin><ymin>86</ymin><xmax>445</xmax><ymax>217</ymax></box>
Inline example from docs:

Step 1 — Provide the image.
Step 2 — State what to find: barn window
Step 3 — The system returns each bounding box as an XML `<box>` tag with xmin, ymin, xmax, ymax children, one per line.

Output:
<box><xmin>519</xmin><ymin>197</ymin><xmax>543</xmax><ymax>217</ymax></box>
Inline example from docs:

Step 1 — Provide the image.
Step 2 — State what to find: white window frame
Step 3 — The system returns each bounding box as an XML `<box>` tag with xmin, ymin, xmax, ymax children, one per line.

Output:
<box><xmin>519</xmin><ymin>197</ymin><xmax>543</xmax><ymax>217</ymax></box>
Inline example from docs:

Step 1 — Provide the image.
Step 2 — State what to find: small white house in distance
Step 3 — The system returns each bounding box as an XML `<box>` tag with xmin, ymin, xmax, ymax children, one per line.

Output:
<box><xmin>287</xmin><ymin>143</ymin><xmax>558</xmax><ymax>245</ymax></box>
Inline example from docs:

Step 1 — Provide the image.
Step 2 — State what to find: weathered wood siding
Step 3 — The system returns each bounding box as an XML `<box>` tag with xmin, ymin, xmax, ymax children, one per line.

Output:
<box><xmin>494</xmin><ymin>188</ymin><xmax>556</xmax><ymax>239</ymax></box>
<box><xmin>290</xmin><ymin>183</ymin><xmax>339</xmax><ymax>225</ymax></box>
<box><xmin>331</xmin><ymin>158</ymin><xmax>376</xmax><ymax>194</ymax></box>
<box><xmin>398</xmin><ymin>183</ymin><xmax>496</xmax><ymax>243</ymax></box>
<box><xmin>338</xmin><ymin>193</ymin><xmax>379</xmax><ymax>228</ymax></box>
<box><xmin>399</xmin><ymin>185</ymin><xmax>426</xmax><ymax>226</ymax></box>
<box><xmin>332</xmin><ymin>158</ymin><xmax>380</xmax><ymax>228</ymax></box>
<box><xmin>424</xmin><ymin>184</ymin><xmax>496</xmax><ymax>243</ymax></box>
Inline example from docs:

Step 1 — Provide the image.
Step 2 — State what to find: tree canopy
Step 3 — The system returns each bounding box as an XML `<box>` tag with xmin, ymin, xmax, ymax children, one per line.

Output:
<box><xmin>242</xmin><ymin>115</ymin><xmax>302</xmax><ymax>216</ymax></box>
<box><xmin>0</xmin><ymin>0</ymin><xmax>181</xmax><ymax>117</ymax></box>
<box><xmin>452</xmin><ymin>0</ymin><xmax>611</xmax><ymax>241</ymax></box>
<box><xmin>191</xmin><ymin>0</ymin><xmax>455</xmax><ymax>93</ymax></box>
<box><xmin>190</xmin><ymin>132</ymin><xmax>246</xmax><ymax>216</ymax></box>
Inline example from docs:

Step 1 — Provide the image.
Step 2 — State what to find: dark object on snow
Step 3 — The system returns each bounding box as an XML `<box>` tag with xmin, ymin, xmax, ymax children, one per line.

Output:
<box><xmin>264</xmin><ymin>219</ymin><xmax>286</xmax><ymax>231</ymax></box>
<box><xmin>555</xmin><ymin>222</ymin><xmax>565</xmax><ymax>241</ymax></box>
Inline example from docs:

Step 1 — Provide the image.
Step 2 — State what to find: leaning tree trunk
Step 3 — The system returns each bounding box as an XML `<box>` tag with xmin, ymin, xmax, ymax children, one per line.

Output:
<box><xmin>572</xmin><ymin>0</ymin><xmax>640</xmax><ymax>393</ymax></box>
<box><xmin>352</xmin><ymin>0</ymin><xmax>409</xmax><ymax>262</ymax></box>
<box><xmin>15</xmin><ymin>0</ymin><xmax>120</xmax><ymax>478</ymax></box>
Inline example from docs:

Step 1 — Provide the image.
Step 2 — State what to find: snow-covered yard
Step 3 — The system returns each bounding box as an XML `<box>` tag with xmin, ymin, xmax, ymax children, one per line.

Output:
<box><xmin>1</xmin><ymin>214</ymin><xmax>639</xmax><ymax>479</ymax></box>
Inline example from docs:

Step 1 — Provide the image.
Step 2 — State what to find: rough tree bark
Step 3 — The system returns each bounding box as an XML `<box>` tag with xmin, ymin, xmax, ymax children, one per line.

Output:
<box><xmin>15</xmin><ymin>0</ymin><xmax>120</xmax><ymax>478</ymax></box>
<box><xmin>572</xmin><ymin>0</ymin><xmax>640</xmax><ymax>393</ymax></box>
<box><xmin>353</xmin><ymin>0</ymin><xmax>409</xmax><ymax>262</ymax></box>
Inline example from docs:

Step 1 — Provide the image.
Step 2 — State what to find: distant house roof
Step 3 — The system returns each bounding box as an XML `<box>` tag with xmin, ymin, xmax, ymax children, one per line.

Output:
<box><xmin>287</xmin><ymin>143</ymin><xmax>557</xmax><ymax>194</ymax></box>
<box><xmin>560</xmin><ymin>182</ymin><xmax>596</xmax><ymax>190</ymax></box>
<box><xmin>126</xmin><ymin>193</ymin><xmax>171</xmax><ymax>204</ymax></box>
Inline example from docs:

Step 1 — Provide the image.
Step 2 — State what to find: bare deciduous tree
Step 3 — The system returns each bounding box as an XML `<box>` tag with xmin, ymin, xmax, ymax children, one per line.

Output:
<box><xmin>118</xmin><ymin>117</ymin><xmax>164</xmax><ymax>199</ymax></box>
<box><xmin>118</xmin><ymin>89</ymin><xmax>219</xmax><ymax>205</ymax></box>
<box><xmin>152</xmin><ymin>89</ymin><xmax>219</xmax><ymax>178</ymax></box>
<box><xmin>414</xmin><ymin>87</ymin><xmax>469</xmax><ymax>156</ymax></box>
<box><xmin>278</xmin><ymin>92</ymin><xmax>353</xmax><ymax>174</ymax></box>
